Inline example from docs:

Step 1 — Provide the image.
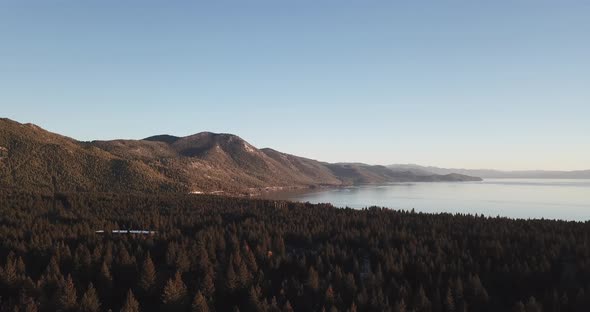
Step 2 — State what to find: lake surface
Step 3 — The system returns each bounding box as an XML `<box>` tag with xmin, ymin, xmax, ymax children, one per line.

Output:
<box><xmin>272</xmin><ymin>179</ymin><xmax>590</xmax><ymax>221</ymax></box>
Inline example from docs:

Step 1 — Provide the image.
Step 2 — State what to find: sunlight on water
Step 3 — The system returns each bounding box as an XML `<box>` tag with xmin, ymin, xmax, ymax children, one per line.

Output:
<box><xmin>280</xmin><ymin>179</ymin><xmax>590</xmax><ymax>221</ymax></box>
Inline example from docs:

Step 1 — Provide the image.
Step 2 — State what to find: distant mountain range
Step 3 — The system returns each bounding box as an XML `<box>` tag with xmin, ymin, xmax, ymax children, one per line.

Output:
<box><xmin>388</xmin><ymin>164</ymin><xmax>590</xmax><ymax>179</ymax></box>
<box><xmin>0</xmin><ymin>118</ymin><xmax>480</xmax><ymax>195</ymax></box>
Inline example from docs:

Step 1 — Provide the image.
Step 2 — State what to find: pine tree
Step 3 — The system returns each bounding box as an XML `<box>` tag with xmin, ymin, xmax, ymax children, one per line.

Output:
<box><xmin>282</xmin><ymin>300</ymin><xmax>294</xmax><ymax>312</ymax></box>
<box><xmin>343</xmin><ymin>273</ymin><xmax>357</xmax><ymax>298</ymax></box>
<box><xmin>97</xmin><ymin>260</ymin><xmax>113</xmax><ymax>307</ymax></box>
<box><xmin>237</xmin><ymin>258</ymin><xmax>251</xmax><ymax>288</ymax></box>
<box><xmin>272</xmin><ymin>236</ymin><xmax>286</xmax><ymax>257</ymax></box>
<box><xmin>393</xmin><ymin>299</ymin><xmax>407</xmax><ymax>312</ymax></box>
<box><xmin>121</xmin><ymin>289</ymin><xmax>140</xmax><ymax>312</ymax></box>
<box><xmin>98</xmin><ymin>261</ymin><xmax>112</xmax><ymax>289</ymax></box>
<box><xmin>117</xmin><ymin>248</ymin><xmax>134</xmax><ymax>267</ymax></box>
<box><xmin>162</xmin><ymin>271</ymin><xmax>188</xmax><ymax>311</ymax></box>
<box><xmin>1</xmin><ymin>256</ymin><xmax>18</xmax><ymax>286</ymax></box>
<box><xmin>57</xmin><ymin>275</ymin><xmax>77</xmax><ymax>312</ymax></box>
<box><xmin>191</xmin><ymin>291</ymin><xmax>209</xmax><ymax>312</ymax></box>
<box><xmin>269</xmin><ymin>297</ymin><xmax>280</xmax><ymax>312</ymax></box>
<box><xmin>248</xmin><ymin>286</ymin><xmax>263</xmax><ymax>311</ymax></box>
<box><xmin>80</xmin><ymin>283</ymin><xmax>101</xmax><ymax>312</ymax></box>
<box><xmin>445</xmin><ymin>287</ymin><xmax>455</xmax><ymax>312</ymax></box>
<box><xmin>16</xmin><ymin>257</ymin><xmax>26</xmax><ymax>275</ymax></box>
<box><xmin>18</xmin><ymin>292</ymin><xmax>38</xmax><ymax>312</ymax></box>
<box><xmin>196</xmin><ymin>243</ymin><xmax>211</xmax><ymax>274</ymax></box>
<box><xmin>414</xmin><ymin>286</ymin><xmax>431</xmax><ymax>312</ymax></box>
<box><xmin>307</xmin><ymin>267</ymin><xmax>320</xmax><ymax>291</ymax></box>
<box><xmin>467</xmin><ymin>274</ymin><xmax>489</xmax><ymax>308</ymax></box>
<box><xmin>138</xmin><ymin>254</ymin><xmax>156</xmax><ymax>294</ymax></box>
<box><xmin>175</xmin><ymin>249</ymin><xmax>191</xmax><ymax>273</ymax></box>
<box><xmin>325</xmin><ymin>285</ymin><xmax>335</xmax><ymax>304</ymax></box>
<box><xmin>243</xmin><ymin>243</ymin><xmax>259</xmax><ymax>273</ymax></box>
<box><xmin>225</xmin><ymin>263</ymin><xmax>238</xmax><ymax>292</ymax></box>
<box><xmin>200</xmin><ymin>270</ymin><xmax>215</xmax><ymax>297</ymax></box>
<box><xmin>166</xmin><ymin>243</ymin><xmax>178</xmax><ymax>267</ymax></box>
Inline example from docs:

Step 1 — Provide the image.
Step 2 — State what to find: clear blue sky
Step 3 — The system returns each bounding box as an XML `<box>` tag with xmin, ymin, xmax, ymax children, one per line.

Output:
<box><xmin>1</xmin><ymin>1</ymin><xmax>589</xmax><ymax>170</ymax></box>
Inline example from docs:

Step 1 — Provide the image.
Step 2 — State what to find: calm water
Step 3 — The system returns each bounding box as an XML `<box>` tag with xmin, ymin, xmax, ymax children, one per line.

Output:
<box><xmin>274</xmin><ymin>179</ymin><xmax>590</xmax><ymax>221</ymax></box>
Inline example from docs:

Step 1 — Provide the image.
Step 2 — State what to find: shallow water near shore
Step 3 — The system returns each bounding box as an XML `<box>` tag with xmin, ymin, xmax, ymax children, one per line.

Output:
<box><xmin>267</xmin><ymin>179</ymin><xmax>590</xmax><ymax>221</ymax></box>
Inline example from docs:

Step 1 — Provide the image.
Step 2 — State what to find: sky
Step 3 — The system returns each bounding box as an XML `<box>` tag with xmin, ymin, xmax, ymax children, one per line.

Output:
<box><xmin>1</xmin><ymin>1</ymin><xmax>589</xmax><ymax>171</ymax></box>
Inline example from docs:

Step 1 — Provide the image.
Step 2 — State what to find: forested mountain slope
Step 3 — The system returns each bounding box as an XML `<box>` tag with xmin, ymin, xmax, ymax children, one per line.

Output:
<box><xmin>0</xmin><ymin>118</ymin><xmax>480</xmax><ymax>194</ymax></box>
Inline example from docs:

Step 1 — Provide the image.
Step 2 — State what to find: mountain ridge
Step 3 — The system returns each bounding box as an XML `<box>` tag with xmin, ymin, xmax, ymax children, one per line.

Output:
<box><xmin>0</xmin><ymin>118</ymin><xmax>481</xmax><ymax>195</ymax></box>
<box><xmin>388</xmin><ymin>164</ymin><xmax>590</xmax><ymax>179</ymax></box>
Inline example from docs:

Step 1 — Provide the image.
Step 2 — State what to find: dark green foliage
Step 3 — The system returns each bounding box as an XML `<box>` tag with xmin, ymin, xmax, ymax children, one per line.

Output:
<box><xmin>0</xmin><ymin>190</ymin><xmax>590</xmax><ymax>311</ymax></box>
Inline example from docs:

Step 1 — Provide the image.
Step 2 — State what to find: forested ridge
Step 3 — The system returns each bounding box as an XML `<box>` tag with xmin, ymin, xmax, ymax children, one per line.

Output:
<box><xmin>1</xmin><ymin>191</ymin><xmax>589</xmax><ymax>311</ymax></box>
<box><xmin>0</xmin><ymin>118</ymin><xmax>480</xmax><ymax>196</ymax></box>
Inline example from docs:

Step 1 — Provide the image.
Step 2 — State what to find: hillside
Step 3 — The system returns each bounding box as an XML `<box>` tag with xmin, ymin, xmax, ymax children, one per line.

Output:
<box><xmin>389</xmin><ymin>164</ymin><xmax>590</xmax><ymax>179</ymax></box>
<box><xmin>0</xmin><ymin>118</ymin><xmax>481</xmax><ymax>194</ymax></box>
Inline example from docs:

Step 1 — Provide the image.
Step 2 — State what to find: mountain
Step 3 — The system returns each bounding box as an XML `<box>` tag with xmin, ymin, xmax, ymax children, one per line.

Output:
<box><xmin>0</xmin><ymin>118</ymin><xmax>180</xmax><ymax>193</ymax></box>
<box><xmin>0</xmin><ymin>118</ymin><xmax>481</xmax><ymax>195</ymax></box>
<box><xmin>388</xmin><ymin>164</ymin><xmax>590</xmax><ymax>179</ymax></box>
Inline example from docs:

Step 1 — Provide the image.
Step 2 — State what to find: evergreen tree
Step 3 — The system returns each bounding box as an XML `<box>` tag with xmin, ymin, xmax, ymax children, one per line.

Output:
<box><xmin>282</xmin><ymin>301</ymin><xmax>294</xmax><ymax>312</ymax></box>
<box><xmin>79</xmin><ymin>283</ymin><xmax>101</xmax><ymax>312</ymax></box>
<box><xmin>175</xmin><ymin>249</ymin><xmax>191</xmax><ymax>273</ymax></box>
<box><xmin>445</xmin><ymin>287</ymin><xmax>455</xmax><ymax>312</ymax></box>
<box><xmin>243</xmin><ymin>243</ymin><xmax>259</xmax><ymax>273</ymax></box>
<box><xmin>236</xmin><ymin>258</ymin><xmax>251</xmax><ymax>288</ymax></box>
<box><xmin>138</xmin><ymin>254</ymin><xmax>156</xmax><ymax>294</ymax></box>
<box><xmin>191</xmin><ymin>291</ymin><xmax>209</xmax><ymax>312</ymax></box>
<box><xmin>18</xmin><ymin>293</ymin><xmax>38</xmax><ymax>312</ymax></box>
<box><xmin>121</xmin><ymin>290</ymin><xmax>140</xmax><ymax>312</ymax></box>
<box><xmin>325</xmin><ymin>285</ymin><xmax>335</xmax><ymax>305</ymax></box>
<box><xmin>414</xmin><ymin>286</ymin><xmax>431</xmax><ymax>312</ymax></box>
<box><xmin>199</xmin><ymin>270</ymin><xmax>215</xmax><ymax>298</ymax></box>
<box><xmin>269</xmin><ymin>296</ymin><xmax>280</xmax><ymax>312</ymax></box>
<box><xmin>393</xmin><ymin>299</ymin><xmax>407</xmax><ymax>312</ymax></box>
<box><xmin>248</xmin><ymin>286</ymin><xmax>263</xmax><ymax>311</ymax></box>
<box><xmin>56</xmin><ymin>275</ymin><xmax>77</xmax><ymax>312</ymax></box>
<box><xmin>225</xmin><ymin>263</ymin><xmax>238</xmax><ymax>292</ymax></box>
<box><xmin>1</xmin><ymin>256</ymin><xmax>18</xmax><ymax>287</ymax></box>
<box><xmin>161</xmin><ymin>271</ymin><xmax>188</xmax><ymax>311</ymax></box>
<box><xmin>98</xmin><ymin>261</ymin><xmax>113</xmax><ymax>289</ymax></box>
<box><xmin>16</xmin><ymin>257</ymin><xmax>26</xmax><ymax>276</ymax></box>
<box><xmin>307</xmin><ymin>267</ymin><xmax>320</xmax><ymax>291</ymax></box>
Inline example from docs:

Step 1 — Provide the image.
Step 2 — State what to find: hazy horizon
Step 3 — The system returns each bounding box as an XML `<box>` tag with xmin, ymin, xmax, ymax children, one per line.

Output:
<box><xmin>4</xmin><ymin>116</ymin><xmax>588</xmax><ymax>173</ymax></box>
<box><xmin>2</xmin><ymin>1</ymin><xmax>589</xmax><ymax>171</ymax></box>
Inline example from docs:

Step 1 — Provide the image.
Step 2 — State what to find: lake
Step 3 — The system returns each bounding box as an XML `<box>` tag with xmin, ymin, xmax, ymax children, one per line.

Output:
<box><xmin>270</xmin><ymin>179</ymin><xmax>590</xmax><ymax>221</ymax></box>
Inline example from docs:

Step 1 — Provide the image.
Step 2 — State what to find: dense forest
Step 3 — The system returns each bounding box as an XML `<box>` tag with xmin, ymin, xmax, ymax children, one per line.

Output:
<box><xmin>1</xmin><ymin>191</ymin><xmax>589</xmax><ymax>311</ymax></box>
